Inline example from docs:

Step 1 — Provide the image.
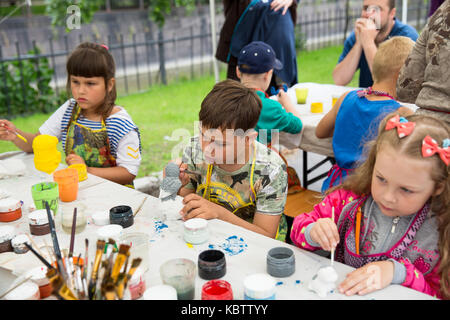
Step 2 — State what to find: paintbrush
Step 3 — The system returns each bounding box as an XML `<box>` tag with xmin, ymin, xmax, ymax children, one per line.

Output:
<box><xmin>104</xmin><ymin>283</ymin><xmax>117</xmax><ymax>300</ymax></box>
<box><xmin>88</xmin><ymin>239</ymin><xmax>106</xmax><ymax>300</ymax></box>
<box><xmin>69</xmin><ymin>207</ymin><xmax>77</xmax><ymax>258</ymax></box>
<box><xmin>116</xmin><ymin>257</ymin><xmax>141</xmax><ymax>300</ymax></box>
<box><xmin>46</xmin><ymin>268</ymin><xmax>78</xmax><ymax>300</ymax></box>
<box><xmin>44</xmin><ymin>201</ymin><xmax>68</xmax><ymax>283</ymax></box>
<box><xmin>2</xmin><ymin>124</ymin><xmax>28</xmax><ymax>143</ymax></box>
<box><xmin>110</xmin><ymin>244</ymin><xmax>130</xmax><ymax>283</ymax></box>
<box><xmin>24</xmin><ymin>243</ymin><xmax>55</xmax><ymax>270</ymax></box>
<box><xmin>82</xmin><ymin>238</ymin><xmax>89</xmax><ymax>280</ymax></box>
<box><xmin>123</xmin><ymin>258</ymin><xmax>142</xmax><ymax>291</ymax></box>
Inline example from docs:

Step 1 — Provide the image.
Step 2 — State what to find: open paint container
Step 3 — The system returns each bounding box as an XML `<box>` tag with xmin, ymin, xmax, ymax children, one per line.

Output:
<box><xmin>198</xmin><ymin>249</ymin><xmax>226</xmax><ymax>280</ymax></box>
<box><xmin>266</xmin><ymin>246</ymin><xmax>296</xmax><ymax>277</ymax></box>
<box><xmin>3</xmin><ymin>281</ymin><xmax>40</xmax><ymax>300</ymax></box>
<box><xmin>109</xmin><ymin>205</ymin><xmax>134</xmax><ymax>228</ymax></box>
<box><xmin>243</xmin><ymin>273</ymin><xmax>276</xmax><ymax>300</ymax></box>
<box><xmin>143</xmin><ymin>285</ymin><xmax>178</xmax><ymax>300</ymax></box>
<box><xmin>201</xmin><ymin>280</ymin><xmax>233</xmax><ymax>300</ymax></box>
<box><xmin>28</xmin><ymin>209</ymin><xmax>51</xmax><ymax>236</ymax></box>
<box><xmin>128</xmin><ymin>267</ymin><xmax>146</xmax><ymax>300</ymax></box>
<box><xmin>11</xmin><ymin>234</ymin><xmax>31</xmax><ymax>254</ymax></box>
<box><xmin>183</xmin><ymin>218</ymin><xmax>209</xmax><ymax>244</ymax></box>
<box><xmin>0</xmin><ymin>198</ymin><xmax>23</xmax><ymax>222</ymax></box>
<box><xmin>160</xmin><ymin>258</ymin><xmax>196</xmax><ymax>300</ymax></box>
<box><xmin>26</xmin><ymin>266</ymin><xmax>52</xmax><ymax>299</ymax></box>
<box><xmin>0</xmin><ymin>225</ymin><xmax>15</xmax><ymax>253</ymax></box>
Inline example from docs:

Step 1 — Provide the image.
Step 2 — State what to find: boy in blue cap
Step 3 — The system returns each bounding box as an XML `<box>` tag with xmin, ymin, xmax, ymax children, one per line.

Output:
<box><xmin>236</xmin><ymin>41</ymin><xmax>303</xmax><ymax>146</ymax></box>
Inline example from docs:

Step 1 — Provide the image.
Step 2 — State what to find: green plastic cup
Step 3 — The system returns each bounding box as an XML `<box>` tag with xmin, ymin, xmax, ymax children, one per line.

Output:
<box><xmin>295</xmin><ymin>88</ymin><xmax>308</xmax><ymax>104</ymax></box>
<box><xmin>31</xmin><ymin>182</ymin><xmax>59</xmax><ymax>215</ymax></box>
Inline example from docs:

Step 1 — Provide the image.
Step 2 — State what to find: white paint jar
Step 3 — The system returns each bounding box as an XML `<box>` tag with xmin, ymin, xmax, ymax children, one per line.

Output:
<box><xmin>243</xmin><ymin>273</ymin><xmax>276</xmax><ymax>300</ymax></box>
<box><xmin>92</xmin><ymin>211</ymin><xmax>110</xmax><ymax>226</ymax></box>
<box><xmin>4</xmin><ymin>281</ymin><xmax>40</xmax><ymax>300</ymax></box>
<box><xmin>183</xmin><ymin>218</ymin><xmax>209</xmax><ymax>244</ymax></box>
<box><xmin>143</xmin><ymin>285</ymin><xmax>178</xmax><ymax>300</ymax></box>
<box><xmin>11</xmin><ymin>234</ymin><xmax>31</xmax><ymax>254</ymax></box>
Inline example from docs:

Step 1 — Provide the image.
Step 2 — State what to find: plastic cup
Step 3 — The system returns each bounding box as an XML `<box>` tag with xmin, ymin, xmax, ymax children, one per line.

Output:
<box><xmin>31</xmin><ymin>182</ymin><xmax>59</xmax><ymax>214</ymax></box>
<box><xmin>332</xmin><ymin>94</ymin><xmax>340</xmax><ymax>108</ymax></box>
<box><xmin>295</xmin><ymin>88</ymin><xmax>308</xmax><ymax>104</ymax></box>
<box><xmin>311</xmin><ymin>102</ymin><xmax>324</xmax><ymax>113</ymax></box>
<box><xmin>120</xmin><ymin>232</ymin><xmax>150</xmax><ymax>272</ymax></box>
<box><xmin>53</xmin><ymin>168</ymin><xmax>78</xmax><ymax>202</ymax></box>
<box><xmin>60</xmin><ymin>201</ymin><xmax>87</xmax><ymax>234</ymax></box>
<box><xmin>68</xmin><ymin>163</ymin><xmax>87</xmax><ymax>182</ymax></box>
<box><xmin>160</xmin><ymin>258</ymin><xmax>196</xmax><ymax>300</ymax></box>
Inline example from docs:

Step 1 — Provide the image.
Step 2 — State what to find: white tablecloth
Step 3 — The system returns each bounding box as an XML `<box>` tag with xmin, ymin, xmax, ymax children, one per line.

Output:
<box><xmin>0</xmin><ymin>152</ymin><xmax>434</xmax><ymax>300</ymax></box>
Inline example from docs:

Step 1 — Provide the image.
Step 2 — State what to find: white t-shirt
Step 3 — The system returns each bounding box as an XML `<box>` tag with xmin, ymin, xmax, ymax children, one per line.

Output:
<box><xmin>39</xmin><ymin>99</ymin><xmax>141</xmax><ymax>176</ymax></box>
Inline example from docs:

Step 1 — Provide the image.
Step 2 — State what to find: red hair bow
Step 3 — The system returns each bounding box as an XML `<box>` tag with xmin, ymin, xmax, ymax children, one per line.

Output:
<box><xmin>422</xmin><ymin>136</ymin><xmax>450</xmax><ymax>166</ymax></box>
<box><xmin>385</xmin><ymin>115</ymin><xmax>415</xmax><ymax>138</ymax></box>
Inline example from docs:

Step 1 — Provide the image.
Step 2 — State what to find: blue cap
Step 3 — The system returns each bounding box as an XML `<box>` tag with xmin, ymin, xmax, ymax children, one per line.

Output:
<box><xmin>237</xmin><ymin>41</ymin><xmax>283</xmax><ymax>74</ymax></box>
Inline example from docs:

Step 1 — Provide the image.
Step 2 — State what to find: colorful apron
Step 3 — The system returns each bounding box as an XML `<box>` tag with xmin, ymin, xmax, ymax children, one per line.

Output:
<box><xmin>335</xmin><ymin>197</ymin><xmax>430</xmax><ymax>268</ymax></box>
<box><xmin>199</xmin><ymin>143</ymin><xmax>288</xmax><ymax>241</ymax></box>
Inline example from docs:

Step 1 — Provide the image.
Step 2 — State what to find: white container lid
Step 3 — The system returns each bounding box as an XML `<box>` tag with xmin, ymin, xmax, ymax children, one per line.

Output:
<box><xmin>4</xmin><ymin>281</ymin><xmax>40</xmax><ymax>300</ymax></box>
<box><xmin>25</xmin><ymin>266</ymin><xmax>50</xmax><ymax>286</ymax></box>
<box><xmin>11</xmin><ymin>234</ymin><xmax>30</xmax><ymax>247</ymax></box>
<box><xmin>92</xmin><ymin>211</ymin><xmax>110</xmax><ymax>226</ymax></box>
<box><xmin>0</xmin><ymin>225</ymin><xmax>15</xmax><ymax>243</ymax></box>
<box><xmin>143</xmin><ymin>285</ymin><xmax>177</xmax><ymax>300</ymax></box>
<box><xmin>244</xmin><ymin>273</ymin><xmax>276</xmax><ymax>299</ymax></box>
<box><xmin>28</xmin><ymin>209</ymin><xmax>49</xmax><ymax>225</ymax></box>
<box><xmin>184</xmin><ymin>218</ymin><xmax>207</xmax><ymax>231</ymax></box>
<box><xmin>0</xmin><ymin>198</ymin><xmax>22</xmax><ymax>212</ymax></box>
<box><xmin>97</xmin><ymin>224</ymin><xmax>123</xmax><ymax>240</ymax></box>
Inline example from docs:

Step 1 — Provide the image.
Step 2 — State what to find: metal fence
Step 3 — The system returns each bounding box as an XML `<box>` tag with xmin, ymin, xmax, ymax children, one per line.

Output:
<box><xmin>0</xmin><ymin>1</ymin><xmax>430</xmax><ymax>119</ymax></box>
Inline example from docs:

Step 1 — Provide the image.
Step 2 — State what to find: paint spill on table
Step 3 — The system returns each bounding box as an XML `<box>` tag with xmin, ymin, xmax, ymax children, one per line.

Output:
<box><xmin>218</xmin><ymin>235</ymin><xmax>248</xmax><ymax>256</ymax></box>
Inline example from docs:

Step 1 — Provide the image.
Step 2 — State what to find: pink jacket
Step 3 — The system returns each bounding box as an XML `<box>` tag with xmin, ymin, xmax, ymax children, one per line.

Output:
<box><xmin>290</xmin><ymin>189</ymin><xmax>444</xmax><ymax>299</ymax></box>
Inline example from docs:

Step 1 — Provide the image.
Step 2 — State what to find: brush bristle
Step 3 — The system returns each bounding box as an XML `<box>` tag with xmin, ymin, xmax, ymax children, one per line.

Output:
<box><xmin>97</xmin><ymin>240</ymin><xmax>106</xmax><ymax>250</ymax></box>
<box><xmin>130</xmin><ymin>258</ymin><xmax>142</xmax><ymax>269</ymax></box>
<box><xmin>118</xmin><ymin>244</ymin><xmax>130</xmax><ymax>255</ymax></box>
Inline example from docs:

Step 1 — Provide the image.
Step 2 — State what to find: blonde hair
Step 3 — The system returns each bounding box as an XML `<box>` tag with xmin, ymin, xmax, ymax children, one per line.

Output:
<box><xmin>372</xmin><ymin>36</ymin><xmax>415</xmax><ymax>83</ymax></box>
<box><xmin>333</xmin><ymin>111</ymin><xmax>450</xmax><ymax>298</ymax></box>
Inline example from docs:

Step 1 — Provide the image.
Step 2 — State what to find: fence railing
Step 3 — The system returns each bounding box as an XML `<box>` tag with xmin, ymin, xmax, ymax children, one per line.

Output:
<box><xmin>0</xmin><ymin>2</ymin><xmax>429</xmax><ymax>119</ymax></box>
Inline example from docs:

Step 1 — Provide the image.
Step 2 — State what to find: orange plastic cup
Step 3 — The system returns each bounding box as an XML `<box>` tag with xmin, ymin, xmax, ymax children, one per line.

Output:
<box><xmin>53</xmin><ymin>168</ymin><xmax>79</xmax><ymax>202</ymax></box>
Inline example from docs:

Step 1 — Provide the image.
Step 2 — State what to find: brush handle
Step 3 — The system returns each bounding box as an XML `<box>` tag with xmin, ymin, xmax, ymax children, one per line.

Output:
<box><xmin>45</xmin><ymin>201</ymin><xmax>67</xmax><ymax>281</ymax></box>
<box><xmin>69</xmin><ymin>207</ymin><xmax>77</xmax><ymax>257</ymax></box>
<box><xmin>24</xmin><ymin>243</ymin><xmax>55</xmax><ymax>270</ymax></box>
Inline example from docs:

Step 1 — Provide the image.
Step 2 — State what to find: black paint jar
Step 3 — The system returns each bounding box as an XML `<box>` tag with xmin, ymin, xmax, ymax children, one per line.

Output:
<box><xmin>109</xmin><ymin>205</ymin><xmax>134</xmax><ymax>228</ymax></box>
<box><xmin>198</xmin><ymin>250</ymin><xmax>226</xmax><ymax>280</ymax></box>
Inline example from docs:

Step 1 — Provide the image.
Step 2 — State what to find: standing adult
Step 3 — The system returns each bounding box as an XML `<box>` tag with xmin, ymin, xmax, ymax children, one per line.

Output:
<box><xmin>333</xmin><ymin>0</ymin><xmax>418</xmax><ymax>88</ymax></box>
<box><xmin>397</xmin><ymin>0</ymin><xmax>450</xmax><ymax>124</ymax></box>
<box><xmin>216</xmin><ymin>0</ymin><xmax>299</xmax><ymax>89</ymax></box>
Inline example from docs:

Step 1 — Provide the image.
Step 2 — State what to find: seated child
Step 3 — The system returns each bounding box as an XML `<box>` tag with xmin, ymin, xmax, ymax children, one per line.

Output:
<box><xmin>174</xmin><ymin>79</ymin><xmax>289</xmax><ymax>240</ymax></box>
<box><xmin>291</xmin><ymin>111</ymin><xmax>449</xmax><ymax>299</ymax></box>
<box><xmin>236</xmin><ymin>41</ymin><xmax>302</xmax><ymax>145</ymax></box>
<box><xmin>0</xmin><ymin>42</ymin><xmax>141</xmax><ymax>186</ymax></box>
<box><xmin>316</xmin><ymin>36</ymin><xmax>415</xmax><ymax>193</ymax></box>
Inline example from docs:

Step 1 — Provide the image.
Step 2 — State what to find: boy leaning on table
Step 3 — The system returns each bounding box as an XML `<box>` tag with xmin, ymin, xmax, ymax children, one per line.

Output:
<box><xmin>171</xmin><ymin>79</ymin><xmax>289</xmax><ymax>241</ymax></box>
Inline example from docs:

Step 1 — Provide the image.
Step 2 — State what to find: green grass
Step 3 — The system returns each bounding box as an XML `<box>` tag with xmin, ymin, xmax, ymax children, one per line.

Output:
<box><xmin>0</xmin><ymin>45</ymin><xmax>360</xmax><ymax>177</ymax></box>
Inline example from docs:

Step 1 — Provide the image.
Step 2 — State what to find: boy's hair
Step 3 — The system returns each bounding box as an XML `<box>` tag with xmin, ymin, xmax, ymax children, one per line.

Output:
<box><xmin>336</xmin><ymin>111</ymin><xmax>450</xmax><ymax>298</ymax></box>
<box><xmin>371</xmin><ymin>36</ymin><xmax>415</xmax><ymax>83</ymax></box>
<box><xmin>199</xmin><ymin>79</ymin><xmax>262</xmax><ymax>131</ymax></box>
<box><xmin>66</xmin><ymin>42</ymin><xmax>117</xmax><ymax>122</ymax></box>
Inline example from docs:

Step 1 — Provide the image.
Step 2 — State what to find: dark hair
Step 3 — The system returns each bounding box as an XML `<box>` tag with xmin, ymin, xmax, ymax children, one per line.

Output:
<box><xmin>66</xmin><ymin>42</ymin><xmax>117</xmax><ymax>122</ymax></box>
<box><xmin>388</xmin><ymin>0</ymin><xmax>395</xmax><ymax>10</ymax></box>
<box><xmin>199</xmin><ymin>79</ymin><xmax>262</xmax><ymax>131</ymax></box>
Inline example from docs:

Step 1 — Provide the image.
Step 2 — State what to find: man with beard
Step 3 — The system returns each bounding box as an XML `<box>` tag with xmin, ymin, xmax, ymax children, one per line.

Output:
<box><xmin>333</xmin><ymin>0</ymin><xmax>418</xmax><ymax>88</ymax></box>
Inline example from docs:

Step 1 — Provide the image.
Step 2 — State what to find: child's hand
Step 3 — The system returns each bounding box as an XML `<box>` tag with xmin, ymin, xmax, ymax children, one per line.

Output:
<box><xmin>66</xmin><ymin>152</ymin><xmax>85</xmax><ymax>166</ymax></box>
<box><xmin>180</xmin><ymin>193</ymin><xmax>221</xmax><ymax>220</ymax></box>
<box><xmin>338</xmin><ymin>261</ymin><xmax>394</xmax><ymax>296</ymax></box>
<box><xmin>0</xmin><ymin>120</ymin><xmax>18</xmax><ymax>141</ymax></box>
<box><xmin>310</xmin><ymin>218</ymin><xmax>340</xmax><ymax>251</ymax></box>
<box><xmin>277</xmin><ymin>90</ymin><xmax>292</xmax><ymax>108</ymax></box>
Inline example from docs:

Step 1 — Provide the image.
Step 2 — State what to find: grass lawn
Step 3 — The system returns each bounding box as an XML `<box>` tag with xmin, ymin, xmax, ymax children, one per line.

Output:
<box><xmin>0</xmin><ymin>45</ymin><xmax>359</xmax><ymax>177</ymax></box>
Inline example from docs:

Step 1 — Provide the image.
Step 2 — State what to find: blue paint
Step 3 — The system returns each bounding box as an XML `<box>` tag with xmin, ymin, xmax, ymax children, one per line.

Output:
<box><xmin>208</xmin><ymin>244</ymin><xmax>215</xmax><ymax>249</ymax></box>
<box><xmin>219</xmin><ymin>235</ymin><xmax>248</xmax><ymax>256</ymax></box>
<box><xmin>276</xmin><ymin>281</ymin><xmax>284</xmax><ymax>286</ymax></box>
<box><xmin>154</xmin><ymin>220</ymin><xmax>168</xmax><ymax>234</ymax></box>
<box><xmin>295</xmin><ymin>280</ymin><xmax>301</xmax><ymax>284</ymax></box>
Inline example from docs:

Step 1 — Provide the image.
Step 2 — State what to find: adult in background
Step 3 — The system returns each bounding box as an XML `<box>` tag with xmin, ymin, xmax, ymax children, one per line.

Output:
<box><xmin>333</xmin><ymin>0</ymin><xmax>418</xmax><ymax>88</ymax></box>
<box><xmin>216</xmin><ymin>0</ymin><xmax>299</xmax><ymax>90</ymax></box>
<box><xmin>397</xmin><ymin>0</ymin><xmax>450</xmax><ymax>124</ymax></box>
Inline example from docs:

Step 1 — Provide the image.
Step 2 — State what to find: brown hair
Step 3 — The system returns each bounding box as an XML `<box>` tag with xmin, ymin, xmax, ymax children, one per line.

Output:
<box><xmin>199</xmin><ymin>79</ymin><xmax>262</xmax><ymax>131</ymax></box>
<box><xmin>65</xmin><ymin>42</ymin><xmax>117</xmax><ymax>122</ymax></box>
<box><xmin>333</xmin><ymin>111</ymin><xmax>450</xmax><ymax>298</ymax></box>
<box><xmin>372</xmin><ymin>36</ymin><xmax>415</xmax><ymax>83</ymax></box>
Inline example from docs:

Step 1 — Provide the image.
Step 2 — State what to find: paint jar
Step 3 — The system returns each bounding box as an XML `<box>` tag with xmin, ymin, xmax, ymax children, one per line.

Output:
<box><xmin>31</xmin><ymin>182</ymin><xmax>59</xmax><ymax>214</ymax></box>
<box><xmin>332</xmin><ymin>94</ymin><xmax>340</xmax><ymax>108</ymax></box>
<box><xmin>266</xmin><ymin>247</ymin><xmax>296</xmax><ymax>278</ymax></box>
<box><xmin>97</xmin><ymin>224</ymin><xmax>123</xmax><ymax>242</ymax></box>
<box><xmin>0</xmin><ymin>225</ymin><xmax>15</xmax><ymax>253</ymax></box>
<box><xmin>53</xmin><ymin>168</ymin><xmax>79</xmax><ymax>202</ymax></box>
<box><xmin>143</xmin><ymin>285</ymin><xmax>178</xmax><ymax>300</ymax></box>
<box><xmin>0</xmin><ymin>198</ymin><xmax>22</xmax><ymax>222</ymax></box>
<box><xmin>201</xmin><ymin>280</ymin><xmax>233</xmax><ymax>300</ymax></box>
<box><xmin>4</xmin><ymin>281</ymin><xmax>40</xmax><ymax>300</ymax></box>
<box><xmin>120</xmin><ymin>232</ymin><xmax>150</xmax><ymax>272</ymax></box>
<box><xmin>183</xmin><ymin>218</ymin><xmax>209</xmax><ymax>244</ymax></box>
<box><xmin>110</xmin><ymin>205</ymin><xmax>134</xmax><ymax>228</ymax></box>
<box><xmin>11</xmin><ymin>234</ymin><xmax>31</xmax><ymax>254</ymax></box>
<box><xmin>92</xmin><ymin>210</ymin><xmax>110</xmax><ymax>226</ymax></box>
<box><xmin>311</xmin><ymin>102</ymin><xmax>323</xmax><ymax>113</ymax></box>
<box><xmin>243</xmin><ymin>273</ymin><xmax>276</xmax><ymax>300</ymax></box>
<box><xmin>128</xmin><ymin>267</ymin><xmax>146</xmax><ymax>300</ymax></box>
<box><xmin>60</xmin><ymin>201</ymin><xmax>87</xmax><ymax>234</ymax></box>
<box><xmin>26</xmin><ymin>266</ymin><xmax>53</xmax><ymax>299</ymax></box>
<box><xmin>198</xmin><ymin>249</ymin><xmax>226</xmax><ymax>280</ymax></box>
<box><xmin>32</xmin><ymin>134</ymin><xmax>61</xmax><ymax>174</ymax></box>
<box><xmin>295</xmin><ymin>87</ymin><xmax>308</xmax><ymax>104</ymax></box>
<box><xmin>160</xmin><ymin>258</ymin><xmax>196</xmax><ymax>300</ymax></box>
<box><xmin>68</xmin><ymin>163</ymin><xmax>87</xmax><ymax>182</ymax></box>
<box><xmin>28</xmin><ymin>209</ymin><xmax>51</xmax><ymax>236</ymax></box>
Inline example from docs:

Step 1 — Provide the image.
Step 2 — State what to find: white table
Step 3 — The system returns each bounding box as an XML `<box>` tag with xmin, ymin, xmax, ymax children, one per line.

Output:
<box><xmin>0</xmin><ymin>152</ymin><xmax>434</xmax><ymax>300</ymax></box>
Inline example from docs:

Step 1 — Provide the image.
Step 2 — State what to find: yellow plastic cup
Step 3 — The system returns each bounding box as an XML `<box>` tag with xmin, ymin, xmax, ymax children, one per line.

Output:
<box><xmin>68</xmin><ymin>164</ymin><xmax>88</xmax><ymax>182</ymax></box>
<box><xmin>311</xmin><ymin>102</ymin><xmax>323</xmax><ymax>113</ymax></box>
<box><xmin>295</xmin><ymin>88</ymin><xmax>308</xmax><ymax>104</ymax></box>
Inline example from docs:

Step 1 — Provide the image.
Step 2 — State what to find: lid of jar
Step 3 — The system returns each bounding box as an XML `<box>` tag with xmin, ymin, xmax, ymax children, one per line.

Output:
<box><xmin>243</xmin><ymin>273</ymin><xmax>276</xmax><ymax>298</ymax></box>
<box><xmin>143</xmin><ymin>285</ymin><xmax>177</xmax><ymax>300</ymax></box>
<box><xmin>11</xmin><ymin>234</ymin><xmax>30</xmax><ymax>247</ymax></box>
<box><xmin>28</xmin><ymin>209</ymin><xmax>49</xmax><ymax>225</ymax></box>
<box><xmin>97</xmin><ymin>224</ymin><xmax>123</xmax><ymax>240</ymax></box>
<box><xmin>0</xmin><ymin>198</ymin><xmax>22</xmax><ymax>212</ymax></box>
<box><xmin>184</xmin><ymin>218</ymin><xmax>207</xmax><ymax>231</ymax></box>
<box><xmin>0</xmin><ymin>225</ymin><xmax>15</xmax><ymax>243</ymax></box>
<box><xmin>4</xmin><ymin>281</ymin><xmax>39</xmax><ymax>300</ymax></box>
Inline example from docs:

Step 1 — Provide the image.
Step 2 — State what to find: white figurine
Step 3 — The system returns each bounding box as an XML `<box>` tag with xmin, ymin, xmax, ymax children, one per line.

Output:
<box><xmin>308</xmin><ymin>266</ymin><xmax>338</xmax><ymax>298</ymax></box>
